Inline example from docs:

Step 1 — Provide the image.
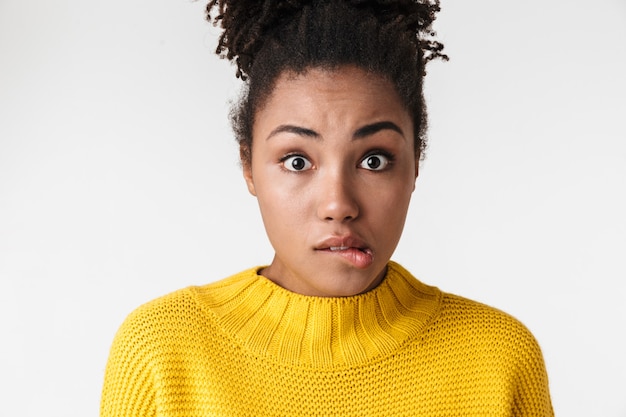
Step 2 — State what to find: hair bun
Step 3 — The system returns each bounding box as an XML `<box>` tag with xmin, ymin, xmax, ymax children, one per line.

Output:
<box><xmin>206</xmin><ymin>0</ymin><xmax>445</xmax><ymax>79</ymax></box>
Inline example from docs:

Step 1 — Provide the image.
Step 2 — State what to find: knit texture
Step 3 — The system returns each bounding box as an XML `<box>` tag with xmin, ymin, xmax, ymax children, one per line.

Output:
<box><xmin>101</xmin><ymin>261</ymin><xmax>553</xmax><ymax>416</ymax></box>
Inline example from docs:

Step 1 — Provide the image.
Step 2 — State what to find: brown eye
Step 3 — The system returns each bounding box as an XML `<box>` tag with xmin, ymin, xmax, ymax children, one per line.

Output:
<box><xmin>283</xmin><ymin>155</ymin><xmax>312</xmax><ymax>172</ymax></box>
<box><xmin>359</xmin><ymin>154</ymin><xmax>390</xmax><ymax>171</ymax></box>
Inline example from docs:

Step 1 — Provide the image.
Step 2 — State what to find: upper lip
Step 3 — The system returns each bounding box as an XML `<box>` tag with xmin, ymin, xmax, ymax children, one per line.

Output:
<box><xmin>315</xmin><ymin>234</ymin><xmax>369</xmax><ymax>251</ymax></box>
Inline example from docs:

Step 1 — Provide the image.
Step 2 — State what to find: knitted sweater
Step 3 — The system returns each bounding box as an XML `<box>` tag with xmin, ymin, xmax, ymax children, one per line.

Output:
<box><xmin>101</xmin><ymin>261</ymin><xmax>553</xmax><ymax>416</ymax></box>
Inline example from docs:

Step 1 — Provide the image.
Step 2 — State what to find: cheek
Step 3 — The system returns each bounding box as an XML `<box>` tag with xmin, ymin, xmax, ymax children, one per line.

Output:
<box><xmin>255</xmin><ymin>177</ymin><xmax>311</xmax><ymax>235</ymax></box>
<box><xmin>364</xmin><ymin>178</ymin><xmax>414</xmax><ymax>231</ymax></box>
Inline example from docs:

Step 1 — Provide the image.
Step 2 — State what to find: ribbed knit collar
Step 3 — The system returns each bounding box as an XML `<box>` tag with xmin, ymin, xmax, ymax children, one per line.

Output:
<box><xmin>192</xmin><ymin>261</ymin><xmax>442</xmax><ymax>369</ymax></box>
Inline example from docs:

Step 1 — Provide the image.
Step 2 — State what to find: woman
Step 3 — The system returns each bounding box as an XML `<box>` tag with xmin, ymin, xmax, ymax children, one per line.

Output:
<box><xmin>101</xmin><ymin>0</ymin><xmax>553</xmax><ymax>415</ymax></box>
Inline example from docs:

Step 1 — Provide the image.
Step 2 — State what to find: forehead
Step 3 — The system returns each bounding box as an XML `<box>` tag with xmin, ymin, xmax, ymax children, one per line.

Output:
<box><xmin>255</xmin><ymin>66</ymin><xmax>411</xmax><ymax>130</ymax></box>
<box><xmin>271</xmin><ymin>66</ymin><xmax>395</xmax><ymax>101</ymax></box>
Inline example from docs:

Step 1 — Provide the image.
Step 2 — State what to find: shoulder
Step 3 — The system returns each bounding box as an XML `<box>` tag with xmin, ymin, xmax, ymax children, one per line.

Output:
<box><xmin>388</xmin><ymin>262</ymin><xmax>543</xmax><ymax>356</ymax></box>
<box><xmin>389</xmin><ymin>263</ymin><xmax>531</xmax><ymax>338</ymax></box>
<box><xmin>101</xmin><ymin>272</ymin><xmax>258</xmax><ymax>417</ymax></box>
<box><xmin>439</xmin><ymin>292</ymin><xmax>537</xmax><ymax>340</ymax></box>
<box><xmin>425</xmin><ymin>291</ymin><xmax>545</xmax><ymax>366</ymax></box>
<box><xmin>112</xmin><ymin>267</ymin><xmax>261</xmax><ymax>345</ymax></box>
<box><xmin>108</xmin><ymin>287</ymin><xmax>200</xmax><ymax>358</ymax></box>
<box><xmin>407</xmin><ymin>285</ymin><xmax>552</xmax><ymax>414</ymax></box>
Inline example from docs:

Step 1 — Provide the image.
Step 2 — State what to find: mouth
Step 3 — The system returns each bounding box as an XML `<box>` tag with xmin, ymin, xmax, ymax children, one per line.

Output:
<box><xmin>316</xmin><ymin>236</ymin><xmax>374</xmax><ymax>269</ymax></box>
<box><xmin>327</xmin><ymin>246</ymin><xmax>371</xmax><ymax>254</ymax></box>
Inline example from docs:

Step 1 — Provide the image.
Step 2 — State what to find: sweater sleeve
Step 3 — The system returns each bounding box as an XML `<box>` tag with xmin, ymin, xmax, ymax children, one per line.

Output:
<box><xmin>435</xmin><ymin>293</ymin><xmax>554</xmax><ymax>416</ymax></box>
<box><xmin>100</xmin><ymin>306</ymin><xmax>158</xmax><ymax>417</ymax></box>
<box><xmin>511</xmin><ymin>330</ymin><xmax>554</xmax><ymax>417</ymax></box>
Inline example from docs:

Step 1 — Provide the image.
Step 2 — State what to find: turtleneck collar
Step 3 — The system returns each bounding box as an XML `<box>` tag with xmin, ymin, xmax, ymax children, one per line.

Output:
<box><xmin>191</xmin><ymin>261</ymin><xmax>442</xmax><ymax>369</ymax></box>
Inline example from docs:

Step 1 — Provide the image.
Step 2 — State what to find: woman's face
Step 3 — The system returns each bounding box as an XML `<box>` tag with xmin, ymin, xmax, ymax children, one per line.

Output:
<box><xmin>244</xmin><ymin>66</ymin><xmax>418</xmax><ymax>297</ymax></box>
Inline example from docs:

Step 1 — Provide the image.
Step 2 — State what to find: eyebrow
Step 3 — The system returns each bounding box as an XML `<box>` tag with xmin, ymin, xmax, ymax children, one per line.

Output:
<box><xmin>266</xmin><ymin>121</ymin><xmax>405</xmax><ymax>141</ymax></box>
<box><xmin>353</xmin><ymin>121</ymin><xmax>405</xmax><ymax>139</ymax></box>
<box><xmin>266</xmin><ymin>125</ymin><xmax>320</xmax><ymax>140</ymax></box>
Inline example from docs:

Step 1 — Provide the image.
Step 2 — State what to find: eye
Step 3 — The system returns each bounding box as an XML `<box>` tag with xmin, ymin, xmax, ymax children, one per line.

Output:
<box><xmin>359</xmin><ymin>153</ymin><xmax>391</xmax><ymax>171</ymax></box>
<box><xmin>282</xmin><ymin>155</ymin><xmax>313</xmax><ymax>172</ymax></box>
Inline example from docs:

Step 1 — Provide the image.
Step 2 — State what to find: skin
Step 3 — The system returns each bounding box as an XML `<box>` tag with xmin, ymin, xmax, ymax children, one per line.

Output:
<box><xmin>243</xmin><ymin>65</ymin><xmax>419</xmax><ymax>297</ymax></box>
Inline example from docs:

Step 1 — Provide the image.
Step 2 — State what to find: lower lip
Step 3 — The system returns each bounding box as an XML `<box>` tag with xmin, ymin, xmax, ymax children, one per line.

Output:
<box><xmin>319</xmin><ymin>247</ymin><xmax>374</xmax><ymax>269</ymax></box>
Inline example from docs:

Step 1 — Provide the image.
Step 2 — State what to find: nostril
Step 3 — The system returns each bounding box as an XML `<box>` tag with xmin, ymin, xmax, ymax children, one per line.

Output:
<box><xmin>325</xmin><ymin>214</ymin><xmax>354</xmax><ymax>222</ymax></box>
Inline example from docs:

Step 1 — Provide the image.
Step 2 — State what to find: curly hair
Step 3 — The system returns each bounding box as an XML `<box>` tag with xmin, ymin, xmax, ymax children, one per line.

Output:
<box><xmin>206</xmin><ymin>0</ymin><xmax>447</xmax><ymax>165</ymax></box>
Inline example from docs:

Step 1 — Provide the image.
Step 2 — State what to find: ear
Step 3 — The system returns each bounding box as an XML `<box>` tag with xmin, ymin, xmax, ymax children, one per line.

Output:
<box><xmin>243</xmin><ymin>163</ymin><xmax>256</xmax><ymax>196</ymax></box>
<box><xmin>241</xmin><ymin>146</ymin><xmax>256</xmax><ymax>196</ymax></box>
<box><xmin>412</xmin><ymin>157</ymin><xmax>420</xmax><ymax>191</ymax></box>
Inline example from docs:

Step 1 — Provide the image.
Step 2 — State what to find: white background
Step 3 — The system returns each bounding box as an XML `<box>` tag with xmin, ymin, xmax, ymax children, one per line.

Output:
<box><xmin>1</xmin><ymin>0</ymin><xmax>625</xmax><ymax>415</ymax></box>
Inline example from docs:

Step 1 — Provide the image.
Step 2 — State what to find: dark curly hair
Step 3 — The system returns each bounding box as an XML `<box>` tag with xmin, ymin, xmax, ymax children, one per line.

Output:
<box><xmin>206</xmin><ymin>0</ymin><xmax>447</xmax><ymax>166</ymax></box>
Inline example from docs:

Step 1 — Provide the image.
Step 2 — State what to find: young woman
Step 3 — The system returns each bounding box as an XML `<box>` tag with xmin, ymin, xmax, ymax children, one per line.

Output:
<box><xmin>101</xmin><ymin>1</ymin><xmax>553</xmax><ymax>415</ymax></box>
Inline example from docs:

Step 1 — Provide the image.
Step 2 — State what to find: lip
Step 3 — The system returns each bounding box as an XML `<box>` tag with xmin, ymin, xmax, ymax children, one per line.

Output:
<box><xmin>314</xmin><ymin>234</ymin><xmax>374</xmax><ymax>269</ymax></box>
<box><xmin>315</xmin><ymin>235</ymin><xmax>369</xmax><ymax>251</ymax></box>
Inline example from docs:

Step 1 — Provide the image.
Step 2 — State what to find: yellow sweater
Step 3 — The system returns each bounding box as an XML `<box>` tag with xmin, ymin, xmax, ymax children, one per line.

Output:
<box><xmin>101</xmin><ymin>262</ymin><xmax>553</xmax><ymax>416</ymax></box>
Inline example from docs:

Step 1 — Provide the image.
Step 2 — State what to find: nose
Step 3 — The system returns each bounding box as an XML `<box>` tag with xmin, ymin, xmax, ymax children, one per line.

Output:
<box><xmin>316</xmin><ymin>170</ymin><xmax>359</xmax><ymax>222</ymax></box>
